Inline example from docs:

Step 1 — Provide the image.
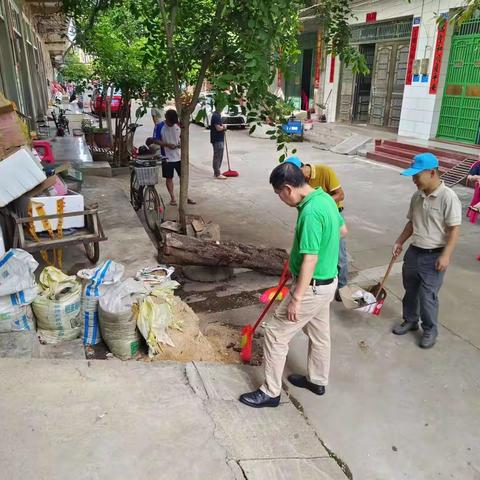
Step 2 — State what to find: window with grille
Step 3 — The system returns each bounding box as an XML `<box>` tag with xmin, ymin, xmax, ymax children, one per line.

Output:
<box><xmin>351</xmin><ymin>17</ymin><xmax>413</xmax><ymax>43</ymax></box>
<box><xmin>456</xmin><ymin>17</ymin><xmax>480</xmax><ymax>36</ymax></box>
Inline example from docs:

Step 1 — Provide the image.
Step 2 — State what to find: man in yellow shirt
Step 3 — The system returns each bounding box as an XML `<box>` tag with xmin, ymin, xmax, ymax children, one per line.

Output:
<box><xmin>286</xmin><ymin>157</ymin><xmax>348</xmax><ymax>300</ymax></box>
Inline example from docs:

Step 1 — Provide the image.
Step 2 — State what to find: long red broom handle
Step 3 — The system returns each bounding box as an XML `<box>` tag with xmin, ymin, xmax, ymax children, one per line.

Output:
<box><xmin>224</xmin><ymin>130</ymin><xmax>232</xmax><ymax>171</ymax></box>
<box><xmin>252</xmin><ymin>272</ymin><xmax>291</xmax><ymax>333</ymax></box>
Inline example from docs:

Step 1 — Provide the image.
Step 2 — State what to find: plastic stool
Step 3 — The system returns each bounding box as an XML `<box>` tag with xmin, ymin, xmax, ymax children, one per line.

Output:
<box><xmin>32</xmin><ymin>140</ymin><xmax>55</xmax><ymax>164</ymax></box>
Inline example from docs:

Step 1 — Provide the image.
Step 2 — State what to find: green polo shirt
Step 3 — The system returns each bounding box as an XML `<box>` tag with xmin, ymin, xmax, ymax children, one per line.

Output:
<box><xmin>289</xmin><ymin>188</ymin><xmax>344</xmax><ymax>280</ymax></box>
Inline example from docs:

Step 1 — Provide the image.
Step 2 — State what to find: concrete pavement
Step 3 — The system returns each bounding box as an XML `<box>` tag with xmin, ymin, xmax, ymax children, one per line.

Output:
<box><xmin>173</xmin><ymin>123</ymin><xmax>480</xmax><ymax>480</ymax></box>
<box><xmin>0</xmin><ymin>358</ymin><xmax>346</xmax><ymax>480</ymax></box>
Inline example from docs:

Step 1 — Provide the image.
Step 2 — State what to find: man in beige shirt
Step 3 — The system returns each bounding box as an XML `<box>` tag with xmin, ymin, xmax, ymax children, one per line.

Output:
<box><xmin>392</xmin><ymin>153</ymin><xmax>461</xmax><ymax>348</ymax></box>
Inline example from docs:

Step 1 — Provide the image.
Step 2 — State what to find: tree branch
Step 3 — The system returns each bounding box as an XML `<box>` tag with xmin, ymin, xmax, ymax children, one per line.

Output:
<box><xmin>187</xmin><ymin>0</ymin><xmax>227</xmax><ymax>114</ymax></box>
<box><xmin>158</xmin><ymin>0</ymin><xmax>182</xmax><ymax>110</ymax></box>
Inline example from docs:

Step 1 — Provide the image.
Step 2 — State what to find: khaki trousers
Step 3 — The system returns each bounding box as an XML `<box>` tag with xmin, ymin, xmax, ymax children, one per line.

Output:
<box><xmin>260</xmin><ymin>279</ymin><xmax>337</xmax><ymax>398</ymax></box>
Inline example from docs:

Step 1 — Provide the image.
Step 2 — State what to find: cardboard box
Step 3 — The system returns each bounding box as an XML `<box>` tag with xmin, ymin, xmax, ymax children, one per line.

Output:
<box><xmin>30</xmin><ymin>189</ymin><xmax>85</xmax><ymax>232</ymax></box>
<box><xmin>0</xmin><ymin>93</ymin><xmax>15</xmax><ymax>115</ymax></box>
<box><xmin>0</xmin><ymin>148</ymin><xmax>47</xmax><ymax>207</ymax></box>
<box><xmin>0</xmin><ymin>110</ymin><xmax>29</xmax><ymax>159</ymax></box>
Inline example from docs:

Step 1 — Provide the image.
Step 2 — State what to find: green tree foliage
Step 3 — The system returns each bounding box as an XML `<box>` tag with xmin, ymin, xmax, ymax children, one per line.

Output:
<box><xmin>63</xmin><ymin>0</ymin><xmax>368</xmax><ymax>227</ymax></box>
<box><xmin>59</xmin><ymin>52</ymin><xmax>92</xmax><ymax>84</ymax></box>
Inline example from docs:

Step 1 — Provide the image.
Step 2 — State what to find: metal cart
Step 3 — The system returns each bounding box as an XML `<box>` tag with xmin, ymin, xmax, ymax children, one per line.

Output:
<box><xmin>10</xmin><ymin>203</ymin><xmax>107</xmax><ymax>263</ymax></box>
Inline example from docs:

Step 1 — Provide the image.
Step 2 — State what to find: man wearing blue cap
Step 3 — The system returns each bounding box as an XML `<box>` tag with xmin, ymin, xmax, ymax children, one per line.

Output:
<box><xmin>392</xmin><ymin>152</ymin><xmax>461</xmax><ymax>348</ymax></box>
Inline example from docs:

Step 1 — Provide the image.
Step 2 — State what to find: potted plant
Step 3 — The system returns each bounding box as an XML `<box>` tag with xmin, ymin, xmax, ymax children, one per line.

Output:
<box><xmin>92</xmin><ymin>127</ymin><xmax>112</xmax><ymax>148</ymax></box>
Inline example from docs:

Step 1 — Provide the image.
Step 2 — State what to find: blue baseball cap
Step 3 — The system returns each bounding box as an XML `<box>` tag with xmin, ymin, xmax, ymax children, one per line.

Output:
<box><xmin>284</xmin><ymin>156</ymin><xmax>302</xmax><ymax>168</ymax></box>
<box><xmin>401</xmin><ymin>152</ymin><xmax>439</xmax><ymax>176</ymax></box>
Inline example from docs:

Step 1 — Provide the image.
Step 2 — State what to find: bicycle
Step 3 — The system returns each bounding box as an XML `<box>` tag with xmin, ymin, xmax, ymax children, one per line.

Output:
<box><xmin>130</xmin><ymin>155</ymin><xmax>166</xmax><ymax>232</ymax></box>
<box><xmin>126</xmin><ymin>122</ymin><xmax>167</xmax><ymax>232</ymax></box>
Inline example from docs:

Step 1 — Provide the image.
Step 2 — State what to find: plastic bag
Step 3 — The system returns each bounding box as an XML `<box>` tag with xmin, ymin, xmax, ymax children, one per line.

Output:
<box><xmin>136</xmin><ymin>280</ymin><xmax>181</xmax><ymax>357</ymax></box>
<box><xmin>38</xmin><ymin>266</ymin><xmax>78</xmax><ymax>299</ymax></box>
<box><xmin>135</xmin><ymin>265</ymin><xmax>175</xmax><ymax>288</ymax></box>
<box><xmin>0</xmin><ymin>249</ymin><xmax>38</xmax><ymax>296</ymax></box>
<box><xmin>99</xmin><ymin>278</ymin><xmax>147</xmax><ymax>314</ymax></box>
<box><xmin>77</xmin><ymin>260</ymin><xmax>125</xmax><ymax>345</ymax></box>
<box><xmin>98</xmin><ymin>279</ymin><xmax>146</xmax><ymax>360</ymax></box>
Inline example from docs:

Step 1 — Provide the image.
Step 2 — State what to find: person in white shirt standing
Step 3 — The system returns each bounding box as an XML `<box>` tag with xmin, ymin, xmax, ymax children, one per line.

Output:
<box><xmin>150</xmin><ymin>109</ymin><xmax>195</xmax><ymax>206</ymax></box>
<box><xmin>392</xmin><ymin>153</ymin><xmax>461</xmax><ymax>349</ymax></box>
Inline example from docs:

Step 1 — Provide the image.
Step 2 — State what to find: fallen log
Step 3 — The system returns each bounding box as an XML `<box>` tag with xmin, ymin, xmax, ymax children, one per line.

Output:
<box><xmin>161</xmin><ymin>233</ymin><xmax>288</xmax><ymax>275</ymax></box>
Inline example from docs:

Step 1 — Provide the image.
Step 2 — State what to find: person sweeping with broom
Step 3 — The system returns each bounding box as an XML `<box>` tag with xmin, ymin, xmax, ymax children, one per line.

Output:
<box><xmin>239</xmin><ymin>161</ymin><xmax>344</xmax><ymax>408</ymax></box>
<box><xmin>211</xmin><ymin>101</ymin><xmax>228</xmax><ymax>180</ymax></box>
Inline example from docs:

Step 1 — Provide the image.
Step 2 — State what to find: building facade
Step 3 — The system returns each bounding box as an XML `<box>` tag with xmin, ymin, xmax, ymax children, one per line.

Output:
<box><xmin>284</xmin><ymin>1</ymin><xmax>480</xmax><ymax>146</ymax></box>
<box><xmin>0</xmin><ymin>0</ymin><xmax>67</xmax><ymax>128</ymax></box>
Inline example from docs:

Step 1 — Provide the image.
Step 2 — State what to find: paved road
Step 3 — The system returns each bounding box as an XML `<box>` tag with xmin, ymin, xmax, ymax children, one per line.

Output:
<box><xmin>133</xmin><ymin>116</ymin><xmax>480</xmax><ymax>480</ymax></box>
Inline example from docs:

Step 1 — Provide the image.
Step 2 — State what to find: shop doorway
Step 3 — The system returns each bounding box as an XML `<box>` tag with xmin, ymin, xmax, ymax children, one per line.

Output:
<box><xmin>352</xmin><ymin>44</ymin><xmax>375</xmax><ymax>122</ymax></box>
<box><xmin>301</xmin><ymin>48</ymin><xmax>313</xmax><ymax>110</ymax></box>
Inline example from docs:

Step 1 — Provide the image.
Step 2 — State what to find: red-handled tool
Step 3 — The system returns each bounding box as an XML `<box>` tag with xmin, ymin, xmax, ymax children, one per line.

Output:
<box><xmin>240</xmin><ymin>269</ymin><xmax>291</xmax><ymax>363</ymax></box>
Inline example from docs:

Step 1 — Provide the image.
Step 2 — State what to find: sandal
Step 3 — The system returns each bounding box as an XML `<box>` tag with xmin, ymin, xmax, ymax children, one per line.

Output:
<box><xmin>187</xmin><ymin>198</ymin><xmax>197</xmax><ymax>205</ymax></box>
<box><xmin>169</xmin><ymin>200</ymin><xmax>177</xmax><ymax>206</ymax></box>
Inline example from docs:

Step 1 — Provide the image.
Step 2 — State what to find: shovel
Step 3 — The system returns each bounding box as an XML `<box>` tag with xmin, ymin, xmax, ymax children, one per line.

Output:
<box><xmin>368</xmin><ymin>254</ymin><xmax>398</xmax><ymax>301</ymax></box>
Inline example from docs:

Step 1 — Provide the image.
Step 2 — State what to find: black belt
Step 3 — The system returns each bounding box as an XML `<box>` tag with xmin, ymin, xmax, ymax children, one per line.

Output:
<box><xmin>411</xmin><ymin>245</ymin><xmax>444</xmax><ymax>254</ymax></box>
<box><xmin>310</xmin><ymin>278</ymin><xmax>335</xmax><ymax>286</ymax></box>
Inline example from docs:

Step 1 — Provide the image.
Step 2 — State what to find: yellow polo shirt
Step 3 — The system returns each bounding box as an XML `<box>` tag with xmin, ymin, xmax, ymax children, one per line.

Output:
<box><xmin>307</xmin><ymin>164</ymin><xmax>344</xmax><ymax>209</ymax></box>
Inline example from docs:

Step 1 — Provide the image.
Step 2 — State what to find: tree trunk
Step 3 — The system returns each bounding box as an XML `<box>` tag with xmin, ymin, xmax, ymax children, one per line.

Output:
<box><xmin>162</xmin><ymin>233</ymin><xmax>288</xmax><ymax>275</ymax></box>
<box><xmin>106</xmin><ymin>87</ymin><xmax>114</xmax><ymax>156</ymax></box>
<box><xmin>178</xmin><ymin>110</ymin><xmax>190</xmax><ymax>232</ymax></box>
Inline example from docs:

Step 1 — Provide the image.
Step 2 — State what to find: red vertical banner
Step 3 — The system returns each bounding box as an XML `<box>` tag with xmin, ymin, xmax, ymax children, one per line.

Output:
<box><xmin>429</xmin><ymin>21</ymin><xmax>448</xmax><ymax>94</ymax></box>
<box><xmin>314</xmin><ymin>31</ymin><xmax>322</xmax><ymax>88</ymax></box>
<box><xmin>405</xmin><ymin>25</ymin><xmax>420</xmax><ymax>85</ymax></box>
<box><xmin>329</xmin><ymin>55</ymin><xmax>335</xmax><ymax>83</ymax></box>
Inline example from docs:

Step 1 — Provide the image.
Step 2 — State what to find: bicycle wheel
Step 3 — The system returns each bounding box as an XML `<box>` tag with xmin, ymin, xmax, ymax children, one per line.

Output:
<box><xmin>143</xmin><ymin>186</ymin><xmax>162</xmax><ymax>231</ymax></box>
<box><xmin>130</xmin><ymin>170</ymin><xmax>143</xmax><ymax>211</ymax></box>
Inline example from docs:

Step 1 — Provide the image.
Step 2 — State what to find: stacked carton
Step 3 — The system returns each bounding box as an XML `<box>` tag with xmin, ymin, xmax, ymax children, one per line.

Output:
<box><xmin>0</xmin><ymin>93</ymin><xmax>30</xmax><ymax>160</ymax></box>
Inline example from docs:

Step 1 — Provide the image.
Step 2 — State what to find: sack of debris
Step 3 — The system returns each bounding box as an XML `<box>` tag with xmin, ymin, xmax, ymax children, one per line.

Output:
<box><xmin>0</xmin><ymin>249</ymin><xmax>38</xmax><ymax>333</ymax></box>
<box><xmin>98</xmin><ymin>278</ymin><xmax>147</xmax><ymax>360</ymax></box>
<box><xmin>77</xmin><ymin>260</ymin><xmax>124</xmax><ymax>345</ymax></box>
<box><xmin>0</xmin><ymin>301</ymin><xmax>35</xmax><ymax>333</ymax></box>
<box><xmin>0</xmin><ymin>249</ymin><xmax>38</xmax><ymax>296</ymax></box>
<box><xmin>32</xmin><ymin>266</ymin><xmax>82</xmax><ymax>344</ymax></box>
<box><xmin>136</xmin><ymin>280</ymin><xmax>181</xmax><ymax>358</ymax></box>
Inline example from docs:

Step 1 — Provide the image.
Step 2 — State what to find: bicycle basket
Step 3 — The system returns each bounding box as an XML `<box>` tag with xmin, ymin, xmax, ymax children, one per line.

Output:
<box><xmin>134</xmin><ymin>165</ymin><xmax>159</xmax><ymax>186</ymax></box>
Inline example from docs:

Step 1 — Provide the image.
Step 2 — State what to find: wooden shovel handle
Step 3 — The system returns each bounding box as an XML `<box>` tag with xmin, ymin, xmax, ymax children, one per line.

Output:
<box><xmin>375</xmin><ymin>254</ymin><xmax>397</xmax><ymax>300</ymax></box>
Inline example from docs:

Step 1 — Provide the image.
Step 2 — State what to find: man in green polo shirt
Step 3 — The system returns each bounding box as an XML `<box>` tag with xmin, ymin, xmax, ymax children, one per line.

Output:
<box><xmin>240</xmin><ymin>162</ymin><xmax>344</xmax><ymax>408</ymax></box>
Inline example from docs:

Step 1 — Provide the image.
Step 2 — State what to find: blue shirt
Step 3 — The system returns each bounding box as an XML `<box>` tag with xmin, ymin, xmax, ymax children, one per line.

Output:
<box><xmin>153</xmin><ymin>121</ymin><xmax>165</xmax><ymax>156</ymax></box>
<box><xmin>210</xmin><ymin>111</ymin><xmax>225</xmax><ymax>144</ymax></box>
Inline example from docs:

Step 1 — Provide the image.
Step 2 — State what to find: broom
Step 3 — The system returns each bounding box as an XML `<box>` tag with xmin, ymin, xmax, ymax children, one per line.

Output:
<box><xmin>240</xmin><ymin>270</ymin><xmax>291</xmax><ymax>363</ymax></box>
<box><xmin>222</xmin><ymin>131</ymin><xmax>239</xmax><ymax>177</ymax></box>
<box><xmin>259</xmin><ymin>261</ymin><xmax>289</xmax><ymax>304</ymax></box>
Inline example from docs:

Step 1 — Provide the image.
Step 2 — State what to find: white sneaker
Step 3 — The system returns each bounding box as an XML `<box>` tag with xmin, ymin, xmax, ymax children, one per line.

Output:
<box><xmin>215</xmin><ymin>174</ymin><xmax>227</xmax><ymax>180</ymax></box>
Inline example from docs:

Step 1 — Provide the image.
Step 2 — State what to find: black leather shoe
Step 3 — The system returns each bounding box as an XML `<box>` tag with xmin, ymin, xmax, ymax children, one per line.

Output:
<box><xmin>239</xmin><ymin>389</ymin><xmax>280</xmax><ymax>408</ymax></box>
<box><xmin>287</xmin><ymin>374</ymin><xmax>325</xmax><ymax>396</ymax></box>
<box><xmin>392</xmin><ymin>321</ymin><xmax>419</xmax><ymax>335</ymax></box>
